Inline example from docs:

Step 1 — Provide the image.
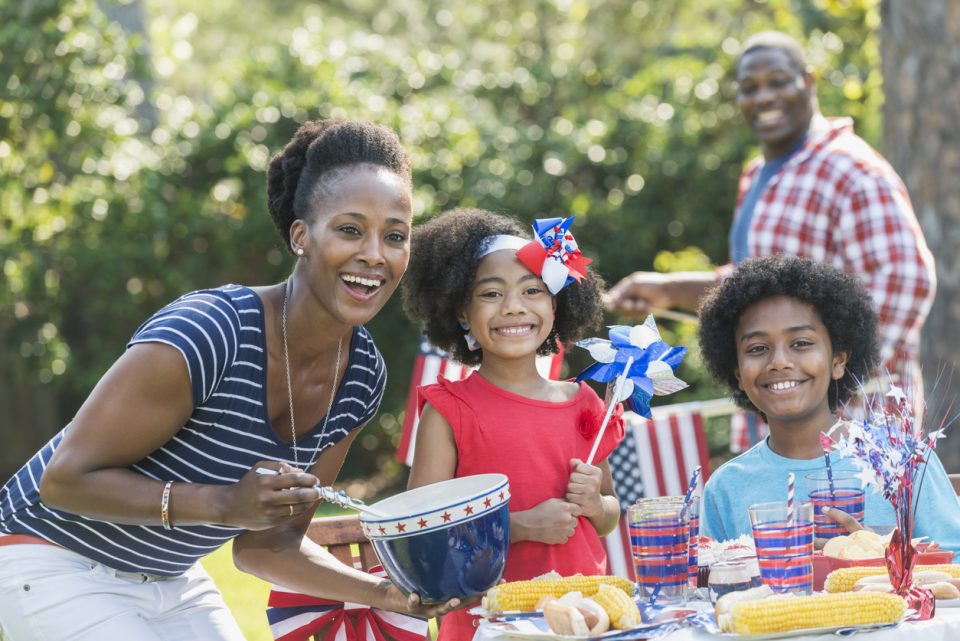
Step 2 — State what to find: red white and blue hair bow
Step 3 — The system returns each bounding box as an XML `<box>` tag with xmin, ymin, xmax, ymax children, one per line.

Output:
<box><xmin>575</xmin><ymin>315</ymin><xmax>688</xmax><ymax>418</ymax></box>
<box><xmin>515</xmin><ymin>216</ymin><xmax>592</xmax><ymax>295</ymax></box>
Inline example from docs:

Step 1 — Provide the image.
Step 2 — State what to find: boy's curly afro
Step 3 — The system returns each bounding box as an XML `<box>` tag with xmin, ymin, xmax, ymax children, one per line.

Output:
<box><xmin>698</xmin><ymin>255</ymin><xmax>880</xmax><ymax>414</ymax></box>
<box><xmin>402</xmin><ymin>208</ymin><xmax>605</xmax><ymax>366</ymax></box>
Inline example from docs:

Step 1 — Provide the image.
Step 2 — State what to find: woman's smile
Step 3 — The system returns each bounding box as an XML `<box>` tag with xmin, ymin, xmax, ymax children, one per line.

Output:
<box><xmin>340</xmin><ymin>272</ymin><xmax>386</xmax><ymax>300</ymax></box>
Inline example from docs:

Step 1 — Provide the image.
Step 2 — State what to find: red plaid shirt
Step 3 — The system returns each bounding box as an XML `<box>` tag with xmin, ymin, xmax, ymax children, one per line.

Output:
<box><xmin>722</xmin><ymin>117</ymin><xmax>936</xmax><ymax>381</ymax></box>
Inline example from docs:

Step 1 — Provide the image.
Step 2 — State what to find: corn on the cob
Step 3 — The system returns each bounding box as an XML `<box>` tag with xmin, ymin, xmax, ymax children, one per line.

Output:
<box><xmin>719</xmin><ymin>592</ymin><xmax>905</xmax><ymax>635</ymax></box>
<box><xmin>482</xmin><ymin>575</ymin><xmax>633</xmax><ymax>613</ymax></box>
<box><xmin>824</xmin><ymin>564</ymin><xmax>960</xmax><ymax>593</ymax></box>
<box><xmin>591</xmin><ymin>584</ymin><xmax>641</xmax><ymax>630</ymax></box>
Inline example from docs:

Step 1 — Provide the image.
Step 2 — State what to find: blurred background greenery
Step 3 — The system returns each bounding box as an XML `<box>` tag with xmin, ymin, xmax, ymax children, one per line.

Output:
<box><xmin>1</xmin><ymin>0</ymin><xmax>887</xmax><ymax>490</ymax></box>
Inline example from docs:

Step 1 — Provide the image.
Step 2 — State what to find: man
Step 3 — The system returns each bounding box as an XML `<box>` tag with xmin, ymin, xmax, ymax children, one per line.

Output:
<box><xmin>606</xmin><ymin>31</ymin><xmax>935</xmax><ymax>391</ymax></box>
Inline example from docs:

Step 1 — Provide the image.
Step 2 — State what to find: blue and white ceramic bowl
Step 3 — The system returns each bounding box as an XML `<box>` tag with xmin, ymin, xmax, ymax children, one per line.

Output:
<box><xmin>360</xmin><ymin>473</ymin><xmax>510</xmax><ymax>604</ymax></box>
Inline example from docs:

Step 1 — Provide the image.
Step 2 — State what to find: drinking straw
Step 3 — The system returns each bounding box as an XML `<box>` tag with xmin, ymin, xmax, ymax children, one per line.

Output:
<box><xmin>786</xmin><ymin>472</ymin><xmax>796</xmax><ymax>525</ymax></box>
<box><xmin>586</xmin><ymin>355</ymin><xmax>634</xmax><ymax>465</ymax></box>
<box><xmin>819</xmin><ymin>433</ymin><xmax>837</xmax><ymax>500</ymax></box>
<box><xmin>679</xmin><ymin>465</ymin><xmax>702</xmax><ymax>520</ymax></box>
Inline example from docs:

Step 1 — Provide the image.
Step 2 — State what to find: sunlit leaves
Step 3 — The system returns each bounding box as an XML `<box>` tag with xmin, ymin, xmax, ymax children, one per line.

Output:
<box><xmin>3</xmin><ymin>0</ymin><xmax>882</xmax><ymax>474</ymax></box>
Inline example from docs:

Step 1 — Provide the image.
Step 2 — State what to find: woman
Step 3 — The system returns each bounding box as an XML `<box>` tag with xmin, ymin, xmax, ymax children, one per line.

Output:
<box><xmin>0</xmin><ymin>119</ymin><xmax>457</xmax><ymax>641</ymax></box>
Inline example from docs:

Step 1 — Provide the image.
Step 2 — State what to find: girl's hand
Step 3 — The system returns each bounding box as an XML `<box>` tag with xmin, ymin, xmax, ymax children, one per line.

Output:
<box><xmin>219</xmin><ymin>461</ymin><xmax>321</xmax><ymax>530</ymax></box>
<box><xmin>513</xmin><ymin>498</ymin><xmax>582</xmax><ymax>545</ymax></box>
<box><xmin>565</xmin><ymin>458</ymin><xmax>604</xmax><ymax>520</ymax></box>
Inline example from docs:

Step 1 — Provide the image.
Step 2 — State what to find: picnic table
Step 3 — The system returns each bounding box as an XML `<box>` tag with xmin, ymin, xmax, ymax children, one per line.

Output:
<box><xmin>473</xmin><ymin>601</ymin><xmax>960</xmax><ymax>641</ymax></box>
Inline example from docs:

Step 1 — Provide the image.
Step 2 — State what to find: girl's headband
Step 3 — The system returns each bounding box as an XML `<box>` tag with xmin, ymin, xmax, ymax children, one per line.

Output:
<box><xmin>476</xmin><ymin>216</ymin><xmax>591</xmax><ymax>295</ymax></box>
<box><xmin>477</xmin><ymin>234</ymin><xmax>528</xmax><ymax>258</ymax></box>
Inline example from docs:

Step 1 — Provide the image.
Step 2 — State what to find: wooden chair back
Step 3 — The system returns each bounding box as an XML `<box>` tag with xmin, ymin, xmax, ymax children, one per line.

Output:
<box><xmin>306</xmin><ymin>514</ymin><xmax>380</xmax><ymax>572</ymax></box>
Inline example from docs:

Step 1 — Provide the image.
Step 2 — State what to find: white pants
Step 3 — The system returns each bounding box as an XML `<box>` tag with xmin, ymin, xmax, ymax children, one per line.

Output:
<box><xmin>0</xmin><ymin>544</ymin><xmax>246</xmax><ymax>641</ymax></box>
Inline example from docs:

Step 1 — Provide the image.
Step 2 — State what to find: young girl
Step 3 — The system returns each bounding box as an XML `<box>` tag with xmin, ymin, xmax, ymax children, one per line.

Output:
<box><xmin>697</xmin><ymin>255</ymin><xmax>960</xmax><ymax>556</ymax></box>
<box><xmin>402</xmin><ymin>208</ymin><xmax>624</xmax><ymax>641</ymax></box>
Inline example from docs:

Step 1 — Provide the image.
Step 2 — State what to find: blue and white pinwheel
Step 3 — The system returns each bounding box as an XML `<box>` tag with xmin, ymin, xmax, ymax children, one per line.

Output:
<box><xmin>575</xmin><ymin>316</ymin><xmax>688</xmax><ymax>418</ymax></box>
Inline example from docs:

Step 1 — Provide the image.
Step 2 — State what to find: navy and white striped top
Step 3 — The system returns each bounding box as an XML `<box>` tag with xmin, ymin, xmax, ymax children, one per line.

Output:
<box><xmin>0</xmin><ymin>285</ymin><xmax>386</xmax><ymax>576</ymax></box>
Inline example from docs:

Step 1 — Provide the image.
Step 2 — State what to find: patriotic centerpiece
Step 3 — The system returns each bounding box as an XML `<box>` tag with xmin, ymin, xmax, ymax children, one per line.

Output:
<box><xmin>575</xmin><ymin>315</ymin><xmax>688</xmax><ymax>418</ymax></box>
<box><xmin>824</xmin><ymin>384</ymin><xmax>949</xmax><ymax>615</ymax></box>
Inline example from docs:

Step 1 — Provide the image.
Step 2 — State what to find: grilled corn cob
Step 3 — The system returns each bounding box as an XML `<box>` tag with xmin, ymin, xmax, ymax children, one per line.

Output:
<box><xmin>718</xmin><ymin>592</ymin><xmax>905</xmax><ymax>634</ymax></box>
<box><xmin>591</xmin><ymin>584</ymin><xmax>641</xmax><ymax>629</ymax></box>
<box><xmin>824</xmin><ymin>564</ymin><xmax>960</xmax><ymax>593</ymax></box>
<box><xmin>482</xmin><ymin>575</ymin><xmax>633</xmax><ymax>613</ymax></box>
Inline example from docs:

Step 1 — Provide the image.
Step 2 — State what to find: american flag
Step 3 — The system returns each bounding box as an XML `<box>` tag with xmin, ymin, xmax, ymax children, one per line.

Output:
<box><xmin>729</xmin><ymin>411</ymin><xmax>768</xmax><ymax>454</ymax></box>
<box><xmin>603</xmin><ymin>410</ymin><xmax>711</xmax><ymax>579</ymax></box>
<box><xmin>395</xmin><ymin>338</ymin><xmax>564</xmax><ymax>466</ymax></box>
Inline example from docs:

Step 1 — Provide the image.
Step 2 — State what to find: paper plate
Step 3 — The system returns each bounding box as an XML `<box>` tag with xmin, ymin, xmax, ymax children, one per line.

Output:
<box><xmin>716</xmin><ymin>621</ymin><xmax>901</xmax><ymax>639</ymax></box>
<box><xmin>483</xmin><ymin>609</ymin><xmax>695</xmax><ymax>641</ymax></box>
<box><xmin>935</xmin><ymin>599</ymin><xmax>960</xmax><ymax>608</ymax></box>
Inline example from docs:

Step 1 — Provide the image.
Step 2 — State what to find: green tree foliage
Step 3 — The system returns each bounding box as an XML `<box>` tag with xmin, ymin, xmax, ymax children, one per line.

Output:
<box><xmin>1</xmin><ymin>0</ymin><xmax>881</xmax><ymax>483</ymax></box>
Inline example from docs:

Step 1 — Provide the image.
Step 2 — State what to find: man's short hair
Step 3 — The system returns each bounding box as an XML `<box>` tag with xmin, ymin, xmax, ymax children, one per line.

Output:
<box><xmin>738</xmin><ymin>31</ymin><xmax>809</xmax><ymax>74</ymax></box>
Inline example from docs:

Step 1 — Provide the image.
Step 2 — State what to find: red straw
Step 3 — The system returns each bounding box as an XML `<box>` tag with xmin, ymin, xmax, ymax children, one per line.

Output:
<box><xmin>787</xmin><ymin>472</ymin><xmax>796</xmax><ymax>525</ymax></box>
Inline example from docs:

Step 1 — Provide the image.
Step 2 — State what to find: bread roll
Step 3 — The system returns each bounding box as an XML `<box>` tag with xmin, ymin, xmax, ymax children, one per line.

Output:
<box><xmin>543</xmin><ymin>600</ymin><xmax>589</xmax><ymax>636</ymax></box>
<box><xmin>926</xmin><ymin>581</ymin><xmax>960</xmax><ymax>599</ymax></box>
<box><xmin>912</xmin><ymin>571</ymin><xmax>952</xmax><ymax>585</ymax></box>
<box><xmin>574</xmin><ymin>597</ymin><xmax>610</xmax><ymax>635</ymax></box>
<box><xmin>853</xmin><ymin>582</ymin><xmax>894</xmax><ymax>593</ymax></box>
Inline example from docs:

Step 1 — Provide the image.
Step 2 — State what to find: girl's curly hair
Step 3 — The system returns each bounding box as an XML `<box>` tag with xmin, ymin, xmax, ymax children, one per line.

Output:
<box><xmin>698</xmin><ymin>255</ymin><xmax>880</xmax><ymax>414</ymax></box>
<box><xmin>402</xmin><ymin>208</ymin><xmax>605</xmax><ymax>366</ymax></box>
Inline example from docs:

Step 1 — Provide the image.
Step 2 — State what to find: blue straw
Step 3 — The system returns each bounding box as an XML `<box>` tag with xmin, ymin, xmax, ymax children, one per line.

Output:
<box><xmin>679</xmin><ymin>466</ymin><xmax>702</xmax><ymax>520</ymax></box>
<box><xmin>820</xmin><ymin>433</ymin><xmax>836</xmax><ymax>500</ymax></box>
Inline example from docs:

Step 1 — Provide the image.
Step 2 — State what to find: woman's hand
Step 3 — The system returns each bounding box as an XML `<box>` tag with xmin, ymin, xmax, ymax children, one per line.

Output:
<box><xmin>381</xmin><ymin>582</ymin><xmax>476</xmax><ymax>618</ymax></box>
<box><xmin>218</xmin><ymin>461</ymin><xmax>321</xmax><ymax>530</ymax></box>
<box><xmin>512</xmin><ymin>498</ymin><xmax>582</xmax><ymax>545</ymax></box>
<box><xmin>565</xmin><ymin>458</ymin><xmax>604</xmax><ymax>520</ymax></box>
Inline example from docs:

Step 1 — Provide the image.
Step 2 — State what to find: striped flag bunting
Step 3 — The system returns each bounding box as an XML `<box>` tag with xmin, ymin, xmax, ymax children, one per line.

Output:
<box><xmin>266</xmin><ymin>566</ymin><xmax>429</xmax><ymax>641</ymax></box>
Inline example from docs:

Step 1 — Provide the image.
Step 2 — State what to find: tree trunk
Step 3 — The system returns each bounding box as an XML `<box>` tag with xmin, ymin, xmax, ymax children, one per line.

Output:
<box><xmin>881</xmin><ymin>0</ymin><xmax>960</xmax><ymax>470</ymax></box>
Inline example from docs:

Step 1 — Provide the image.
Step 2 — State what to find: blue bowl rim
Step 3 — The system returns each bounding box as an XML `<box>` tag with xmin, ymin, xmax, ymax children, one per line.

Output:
<box><xmin>360</xmin><ymin>474</ymin><xmax>510</xmax><ymax>541</ymax></box>
<box><xmin>360</xmin><ymin>474</ymin><xmax>509</xmax><ymax>524</ymax></box>
<box><xmin>367</xmin><ymin>497</ymin><xmax>511</xmax><ymax>541</ymax></box>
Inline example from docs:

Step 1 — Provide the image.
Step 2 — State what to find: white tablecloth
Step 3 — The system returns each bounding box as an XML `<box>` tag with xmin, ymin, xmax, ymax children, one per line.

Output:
<box><xmin>475</xmin><ymin>605</ymin><xmax>960</xmax><ymax>641</ymax></box>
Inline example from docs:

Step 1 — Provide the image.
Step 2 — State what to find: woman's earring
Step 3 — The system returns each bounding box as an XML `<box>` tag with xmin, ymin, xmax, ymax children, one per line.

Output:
<box><xmin>459</xmin><ymin>321</ymin><xmax>480</xmax><ymax>351</ymax></box>
<box><xmin>295</xmin><ymin>248</ymin><xmax>304</xmax><ymax>256</ymax></box>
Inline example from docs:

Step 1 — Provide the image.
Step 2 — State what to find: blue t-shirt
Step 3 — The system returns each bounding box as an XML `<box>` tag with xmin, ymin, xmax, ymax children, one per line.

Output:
<box><xmin>0</xmin><ymin>285</ymin><xmax>386</xmax><ymax>576</ymax></box>
<box><xmin>729</xmin><ymin>135</ymin><xmax>807</xmax><ymax>265</ymax></box>
<box><xmin>702</xmin><ymin>436</ymin><xmax>960</xmax><ymax>560</ymax></box>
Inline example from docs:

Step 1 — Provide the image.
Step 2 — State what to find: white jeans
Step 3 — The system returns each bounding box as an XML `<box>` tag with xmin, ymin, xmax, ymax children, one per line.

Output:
<box><xmin>0</xmin><ymin>543</ymin><xmax>246</xmax><ymax>641</ymax></box>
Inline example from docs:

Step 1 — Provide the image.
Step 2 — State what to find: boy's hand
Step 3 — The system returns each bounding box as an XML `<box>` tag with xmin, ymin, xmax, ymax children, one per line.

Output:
<box><xmin>565</xmin><ymin>458</ymin><xmax>604</xmax><ymax>520</ymax></box>
<box><xmin>822</xmin><ymin>506</ymin><xmax>865</xmax><ymax>533</ymax></box>
<box><xmin>814</xmin><ymin>507</ymin><xmax>865</xmax><ymax>550</ymax></box>
<box><xmin>512</xmin><ymin>498</ymin><xmax>582</xmax><ymax>545</ymax></box>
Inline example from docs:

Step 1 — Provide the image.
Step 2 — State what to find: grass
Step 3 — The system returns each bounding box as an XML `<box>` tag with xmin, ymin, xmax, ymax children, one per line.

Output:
<box><xmin>201</xmin><ymin>541</ymin><xmax>274</xmax><ymax>641</ymax></box>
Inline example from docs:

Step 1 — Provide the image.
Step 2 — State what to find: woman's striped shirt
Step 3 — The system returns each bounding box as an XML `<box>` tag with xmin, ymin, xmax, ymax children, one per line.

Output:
<box><xmin>0</xmin><ymin>284</ymin><xmax>386</xmax><ymax>576</ymax></box>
